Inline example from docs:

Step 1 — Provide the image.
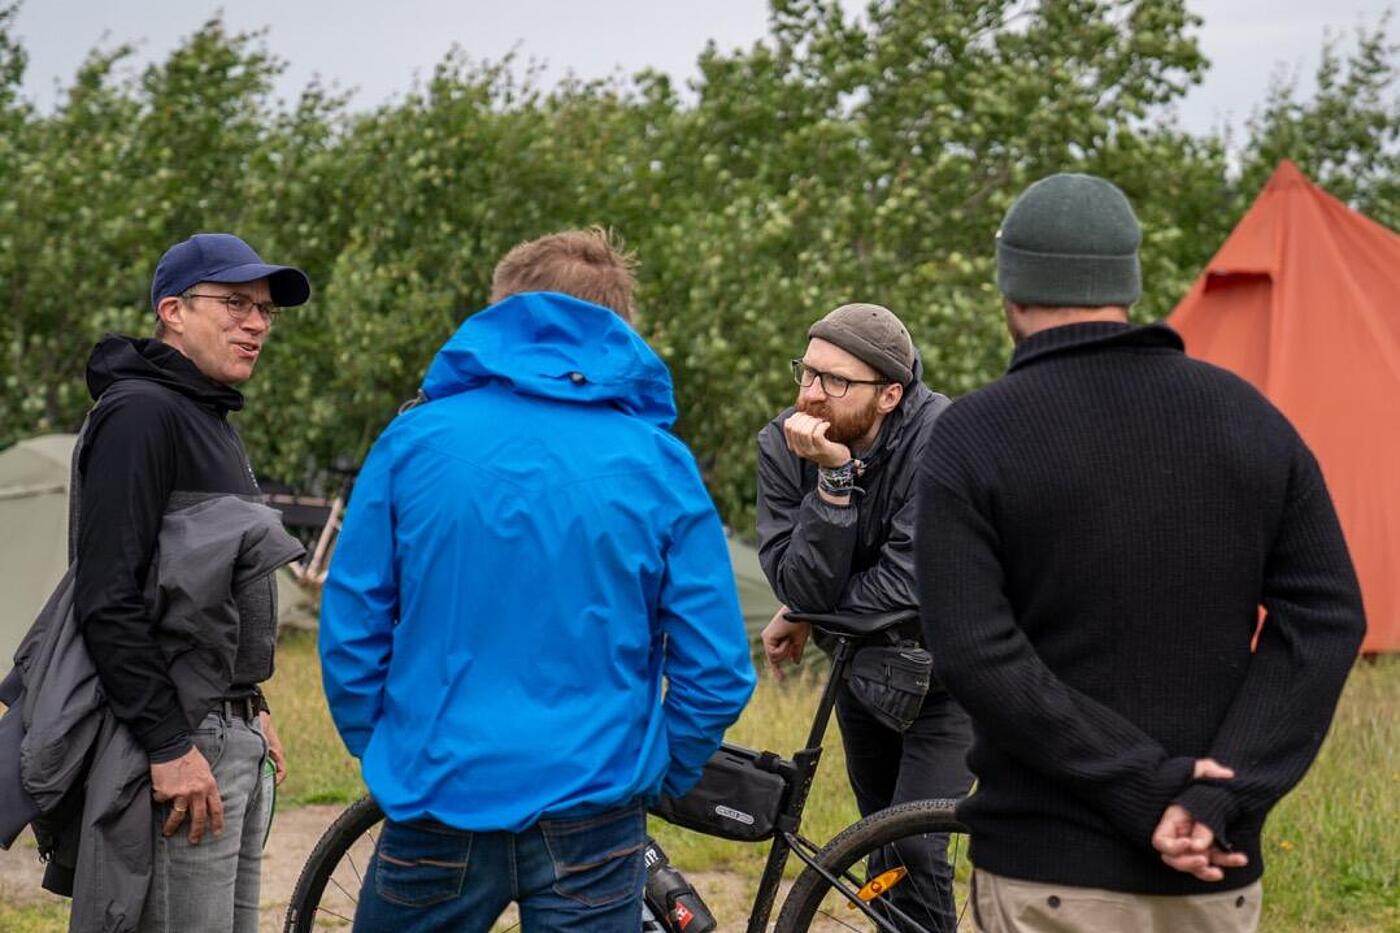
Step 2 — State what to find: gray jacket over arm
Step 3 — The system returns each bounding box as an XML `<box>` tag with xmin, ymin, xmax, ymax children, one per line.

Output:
<box><xmin>0</xmin><ymin>496</ymin><xmax>302</xmax><ymax>933</ymax></box>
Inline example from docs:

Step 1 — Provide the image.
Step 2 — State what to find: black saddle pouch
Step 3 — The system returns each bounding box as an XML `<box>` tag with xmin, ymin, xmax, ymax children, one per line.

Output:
<box><xmin>846</xmin><ymin>641</ymin><xmax>933</xmax><ymax>732</ymax></box>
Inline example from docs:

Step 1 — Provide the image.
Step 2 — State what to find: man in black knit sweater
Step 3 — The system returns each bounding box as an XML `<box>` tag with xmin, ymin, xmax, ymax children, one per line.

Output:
<box><xmin>914</xmin><ymin>174</ymin><xmax>1366</xmax><ymax>932</ymax></box>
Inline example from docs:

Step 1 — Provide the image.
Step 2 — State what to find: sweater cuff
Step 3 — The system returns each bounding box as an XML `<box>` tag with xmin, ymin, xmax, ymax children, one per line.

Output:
<box><xmin>146</xmin><ymin>733</ymin><xmax>194</xmax><ymax>764</ymax></box>
<box><xmin>1106</xmin><ymin>755</ymin><xmax>1196</xmax><ymax>846</ymax></box>
<box><xmin>136</xmin><ymin>712</ymin><xmax>194</xmax><ymax>763</ymax></box>
<box><xmin>1174</xmin><ymin>782</ymin><xmax>1241</xmax><ymax>850</ymax></box>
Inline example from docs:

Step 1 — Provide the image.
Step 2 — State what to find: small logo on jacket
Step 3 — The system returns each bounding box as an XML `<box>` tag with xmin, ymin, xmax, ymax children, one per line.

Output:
<box><xmin>714</xmin><ymin>805</ymin><xmax>754</xmax><ymax>825</ymax></box>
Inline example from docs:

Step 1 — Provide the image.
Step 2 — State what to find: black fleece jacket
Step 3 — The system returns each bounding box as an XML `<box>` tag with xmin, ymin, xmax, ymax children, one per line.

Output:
<box><xmin>75</xmin><ymin>335</ymin><xmax>261</xmax><ymax>761</ymax></box>
<box><xmin>915</xmin><ymin>322</ymin><xmax>1365</xmax><ymax>895</ymax></box>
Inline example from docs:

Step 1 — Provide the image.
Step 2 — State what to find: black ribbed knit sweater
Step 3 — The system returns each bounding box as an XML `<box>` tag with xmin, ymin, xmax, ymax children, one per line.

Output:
<box><xmin>915</xmin><ymin>322</ymin><xmax>1365</xmax><ymax>895</ymax></box>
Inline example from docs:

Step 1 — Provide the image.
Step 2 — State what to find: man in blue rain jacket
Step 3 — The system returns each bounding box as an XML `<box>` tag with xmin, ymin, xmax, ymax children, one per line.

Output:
<box><xmin>320</xmin><ymin>228</ymin><xmax>756</xmax><ymax>932</ymax></box>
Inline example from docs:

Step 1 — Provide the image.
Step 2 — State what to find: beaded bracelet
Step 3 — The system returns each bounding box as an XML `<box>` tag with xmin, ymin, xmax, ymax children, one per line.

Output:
<box><xmin>818</xmin><ymin>459</ymin><xmax>864</xmax><ymax>498</ymax></box>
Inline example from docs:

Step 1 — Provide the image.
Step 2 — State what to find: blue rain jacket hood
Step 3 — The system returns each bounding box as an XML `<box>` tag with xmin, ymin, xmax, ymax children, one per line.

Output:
<box><xmin>420</xmin><ymin>291</ymin><xmax>678</xmax><ymax>427</ymax></box>
<box><xmin>320</xmin><ymin>292</ymin><xmax>755</xmax><ymax>832</ymax></box>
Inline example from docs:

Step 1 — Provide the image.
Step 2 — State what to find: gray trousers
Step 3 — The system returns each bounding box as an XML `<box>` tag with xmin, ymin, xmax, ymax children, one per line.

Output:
<box><xmin>138</xmin><ymin>711</ymin><xmax>273</xmax><ymax>933</ymax></box>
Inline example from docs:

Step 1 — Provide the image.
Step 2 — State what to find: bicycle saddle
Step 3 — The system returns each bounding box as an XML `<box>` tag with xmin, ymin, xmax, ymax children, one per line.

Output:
<box><xmin>782</xmin><ymin>608</ymin><xmax>918</xmax><ymax>638</ymax></box>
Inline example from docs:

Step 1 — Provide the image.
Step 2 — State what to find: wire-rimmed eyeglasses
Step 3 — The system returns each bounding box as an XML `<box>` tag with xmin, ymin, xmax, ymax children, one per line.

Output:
<box><xmin>184</xmin><ymin>291</ymin><xmax>281</xmax><ymax>324</ymax></box>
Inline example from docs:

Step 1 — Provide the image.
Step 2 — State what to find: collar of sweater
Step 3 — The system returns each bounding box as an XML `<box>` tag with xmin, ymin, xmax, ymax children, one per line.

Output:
<box><xmin>1007</xmin><ymin>321</ymin><xmax>1184</xmax><ymax>373</ymax></box>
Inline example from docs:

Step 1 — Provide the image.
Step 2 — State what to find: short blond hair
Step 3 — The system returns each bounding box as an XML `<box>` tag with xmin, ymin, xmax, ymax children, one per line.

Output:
<box><xmin>490</xmin><ymin>227</ymin><xmax>638</xmax><ymax>322</ymax></box>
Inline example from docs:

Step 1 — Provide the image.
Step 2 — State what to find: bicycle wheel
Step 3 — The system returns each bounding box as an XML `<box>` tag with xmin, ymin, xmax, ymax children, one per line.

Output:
<box><xmin>284</xmin><ymin>795</ymin><xmax>383</xmax><ymax>932</ymax></box>
<box><xmin>774</xmin><ymin>799</ymin><xmax>972</xmax><ymax>933</ymax></box>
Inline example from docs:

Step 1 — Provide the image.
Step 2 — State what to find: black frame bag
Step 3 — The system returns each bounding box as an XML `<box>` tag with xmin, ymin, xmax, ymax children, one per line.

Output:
<box><xmin>649</xmin><ymin>743</ymin><xmax>791</xmax><ymax>842</ymax></box>
<box><xmin>846</xmin><ymin>640</ymin><xmax>933</xmax><ymax>732</ymax></box>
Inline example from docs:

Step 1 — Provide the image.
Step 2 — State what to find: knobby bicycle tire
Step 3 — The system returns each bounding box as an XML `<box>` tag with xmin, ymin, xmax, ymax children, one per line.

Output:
<box><xmin>774</xmin><ymin>799</ymin><xmax>970</xmax><ymax>933</ymax></box>
<box><xmin>284</xmin><ymin>795</ymin><xmax>384</xmax><ymax>932</ymax></box>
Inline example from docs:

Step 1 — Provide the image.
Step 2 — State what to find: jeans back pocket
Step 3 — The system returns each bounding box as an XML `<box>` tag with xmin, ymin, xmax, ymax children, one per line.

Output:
<box><xmin>374</xmin><ymin>819</ymin><xmax>472</xmax><ymax>908</ymax></box>
<box><xmin>538</xmin><ymin>803</ymin><xmax>645</xmax><ymax>908</ymax></box>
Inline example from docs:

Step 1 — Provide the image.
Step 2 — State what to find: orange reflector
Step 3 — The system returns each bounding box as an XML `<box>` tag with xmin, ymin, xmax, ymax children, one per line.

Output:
<box><xmin>854</xmin><ymin>867</ymin><xmax>908</xmax><ymax>903</ymax></box>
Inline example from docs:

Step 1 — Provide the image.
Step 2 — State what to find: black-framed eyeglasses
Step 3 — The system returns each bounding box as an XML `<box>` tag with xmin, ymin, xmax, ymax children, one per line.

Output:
<box><xmin>790</xmin><ymin>359</ymin><xmax>888</xmax><ymax>398</ymax></box>
<box><xmin>184</xmin><ymin>292</ymin><xmax>282</xmax><ymax>324</ymax></box>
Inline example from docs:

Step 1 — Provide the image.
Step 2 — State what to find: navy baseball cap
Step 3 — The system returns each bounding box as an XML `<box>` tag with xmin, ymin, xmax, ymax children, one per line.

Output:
<box><xmin>150</xmin><ymin>233</ymin><xmax>312</xmax><ymax>311</ymax></box>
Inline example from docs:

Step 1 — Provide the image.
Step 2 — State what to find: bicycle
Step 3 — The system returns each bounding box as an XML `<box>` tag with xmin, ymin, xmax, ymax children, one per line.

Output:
<box><xmin>284</xmin><ymin>608</ymin><xmax>972</xmax><ymax>932</ymax></box>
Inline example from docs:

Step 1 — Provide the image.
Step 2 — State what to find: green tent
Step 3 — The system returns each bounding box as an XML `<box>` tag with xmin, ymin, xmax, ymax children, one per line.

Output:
<box><xmin>727</xmin><ymin>535</ymin><xmax>781</xmax><ymax>639</ymax></box>
<box><xmin>0</xmin><ymin>434</ymin><xmax>76</xmax><ymax>675</ymax></box>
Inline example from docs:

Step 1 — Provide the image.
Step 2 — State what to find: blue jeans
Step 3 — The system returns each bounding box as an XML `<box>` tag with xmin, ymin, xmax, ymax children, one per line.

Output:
<box><xmin>354</xmin><ymin>801</ymin><xmax>646</xmax><ymax>933</ymax></box>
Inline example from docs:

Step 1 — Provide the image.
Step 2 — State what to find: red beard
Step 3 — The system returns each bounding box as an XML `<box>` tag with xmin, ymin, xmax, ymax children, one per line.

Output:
<box><xmin>797</xmin><ymin>394</ymin><xmax>881</xmax><ymax>446</ymax></box>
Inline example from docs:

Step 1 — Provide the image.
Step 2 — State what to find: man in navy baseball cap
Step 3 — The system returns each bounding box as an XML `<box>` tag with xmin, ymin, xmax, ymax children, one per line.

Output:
<box><xmin>65</xmin><ymin>233</ymin><xmax>312</xmax><ymax>931</ymax></box>
<box><xmin>142</xmin><ymin>233</ymin><xmax>310</xmax><ymax>385</ymax></box>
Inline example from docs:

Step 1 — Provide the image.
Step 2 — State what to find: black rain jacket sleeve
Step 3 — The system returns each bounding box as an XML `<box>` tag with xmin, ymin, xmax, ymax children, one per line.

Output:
<box><xmin>74</xmin><ymin>398</ymin><xmax>192</xmax><ymax>762</ymax></box>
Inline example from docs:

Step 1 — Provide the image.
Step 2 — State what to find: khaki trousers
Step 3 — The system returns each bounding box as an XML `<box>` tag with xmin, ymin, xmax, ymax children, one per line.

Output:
<box><xmin>971</xmin><ymin>869</ymin><xmax>1262</xmax><ymax>933</ymax></box>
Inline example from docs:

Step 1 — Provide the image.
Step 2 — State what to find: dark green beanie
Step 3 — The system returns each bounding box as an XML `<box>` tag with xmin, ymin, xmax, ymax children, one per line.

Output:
<box><xmin>996</xmin><ymin>173</ymin><xmax>1141</xmax><ymax>307</ymax></box>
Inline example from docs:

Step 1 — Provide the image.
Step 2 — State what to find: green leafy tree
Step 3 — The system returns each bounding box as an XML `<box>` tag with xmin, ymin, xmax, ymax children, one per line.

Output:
<box><xmin>0</xmin><ymin>1</ymin><xmax>1393</xmax><ymax>531</ymax></box>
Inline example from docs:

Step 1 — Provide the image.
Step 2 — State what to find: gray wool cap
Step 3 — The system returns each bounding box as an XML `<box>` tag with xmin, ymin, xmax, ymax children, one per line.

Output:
<box><xmin>808</xmin><ymin>303</ymin><xmax>915</xmax><ymax>386</ymax></box>
<box><xmin>996</xmin><ymin>173</ymin><xmax>1142</xmax><ymax>307</ymax></box>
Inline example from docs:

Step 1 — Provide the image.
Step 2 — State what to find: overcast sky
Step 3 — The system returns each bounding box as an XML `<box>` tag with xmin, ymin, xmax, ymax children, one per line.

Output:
<box><xmin>9</xmin><ymin>1</ymin><xmax>1395</xmax><ymax>139</ymax></box>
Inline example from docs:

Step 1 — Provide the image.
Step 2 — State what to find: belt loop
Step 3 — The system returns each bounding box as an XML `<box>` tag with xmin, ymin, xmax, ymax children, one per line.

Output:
<box><xmin>217</xmin><ymin>696</ymin><xmax>259</xmax><ymax>722</ymax></box>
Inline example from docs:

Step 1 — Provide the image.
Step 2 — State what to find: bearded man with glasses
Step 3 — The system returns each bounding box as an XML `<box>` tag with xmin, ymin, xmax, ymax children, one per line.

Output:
<box><xmin>59</xmin><ymin>233</ymin><xmax>309</xmax><ymax>932</ymax></box>
<box><xmin>756</xmin><ymin>302</ymin><xmax>974</xmax><ymax>931</ymax></box>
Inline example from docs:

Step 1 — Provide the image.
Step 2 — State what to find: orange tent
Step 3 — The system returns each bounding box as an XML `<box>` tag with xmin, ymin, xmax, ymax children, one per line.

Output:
<box><xmin>1169</xmin><ymin>161</ymin><xmax>1400</xmax><ymax>653</ymax></box>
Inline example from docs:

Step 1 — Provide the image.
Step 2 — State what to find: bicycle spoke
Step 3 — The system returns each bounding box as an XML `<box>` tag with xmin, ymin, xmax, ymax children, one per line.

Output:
<box><xmin>889</xmin><ymin>833</ymin><xmax>960</xmax><ymax>932</ymax></box>
<box><xmin>950</xmin><ymin>833</ymin><xmax>971</xmax><ymax>931</ymax></box>
<box><xmin>328</xmin><ymin>872</ymin><xmax>358</xmax><ymax>905</ymax></box>
<box><xmin>815</xmin><ymin>907</ymin><xmax>872</xmax><ymax>932</ymax></box>
<box><xmin>313</xmin><ymin>905</ymin><xmax>354</xmax><ymax>924</ymax></box>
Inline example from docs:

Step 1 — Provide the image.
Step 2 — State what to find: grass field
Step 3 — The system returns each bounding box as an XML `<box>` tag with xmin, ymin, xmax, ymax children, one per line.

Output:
<box><xmin>3</xmin><ymin>631</ymin><xmax>1395</xmax><ymax>930</ymax></box>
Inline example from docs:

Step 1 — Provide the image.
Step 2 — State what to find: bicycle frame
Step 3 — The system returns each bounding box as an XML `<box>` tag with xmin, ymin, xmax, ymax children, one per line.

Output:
<box><xmin>740</xmin><ymin>634</ymin><xmax>847</xmax><ymax>930</ymax></box>
<box><xmin>738</xmin><ymin>633</ymin><xmax>927</xmax><ymax>933</ymax></box>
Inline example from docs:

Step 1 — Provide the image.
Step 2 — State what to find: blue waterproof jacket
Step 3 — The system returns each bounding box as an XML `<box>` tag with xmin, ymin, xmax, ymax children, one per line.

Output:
<box><xmin>320</xmin><ymin>292</ymin><xmax>756</xmax><ymax>832</ymax></box>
